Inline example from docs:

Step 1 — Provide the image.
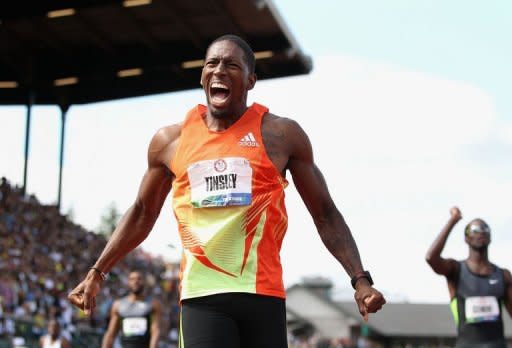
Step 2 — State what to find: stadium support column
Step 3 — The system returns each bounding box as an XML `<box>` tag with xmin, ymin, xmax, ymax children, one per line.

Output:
<box><xmin>57</xmin><ymin>103</ymin><xmax>70</xmax><ymax>212</ymax></box>
<box><xmin>22</xmin><ymin>90</ymin><xmax>35</xmax><ymax>196</ymax></box>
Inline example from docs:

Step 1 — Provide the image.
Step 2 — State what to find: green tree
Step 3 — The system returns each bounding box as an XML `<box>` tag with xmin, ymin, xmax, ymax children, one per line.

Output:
<box><xmin>98</xmin><ymin>202</ymin><xmax>121</xmax><ymax>238</ymax></box>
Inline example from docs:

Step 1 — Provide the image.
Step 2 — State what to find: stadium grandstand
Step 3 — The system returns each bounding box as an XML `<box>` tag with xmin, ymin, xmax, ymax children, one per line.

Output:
<box><xmin>0</xmin><ymin>177</ymin><xmax>181</xmax><ymax>347</ymax></box>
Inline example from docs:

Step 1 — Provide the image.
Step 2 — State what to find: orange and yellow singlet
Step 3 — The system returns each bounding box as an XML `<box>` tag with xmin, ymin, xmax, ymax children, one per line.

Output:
<box><xmin>171</xmin><ymin>103</ymin><xmax>289</xmax><ymax>300</ymax></box>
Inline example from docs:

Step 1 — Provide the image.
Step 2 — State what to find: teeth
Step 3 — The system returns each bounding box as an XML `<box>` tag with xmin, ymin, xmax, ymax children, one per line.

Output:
<box><xmin>211</xmin><ymin>82</ymin><xmax>228</xmax><ymax>90</ymax></box>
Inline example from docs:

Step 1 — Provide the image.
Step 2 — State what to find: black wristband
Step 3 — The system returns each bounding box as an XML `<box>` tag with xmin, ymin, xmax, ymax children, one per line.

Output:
<box><xmin>351</xmin><ymin>270</ymin><xmax>373</xmax><ymax>289</ymax></box>
<box><xmin>90</xmin><ymin>267</ymin><xmax>108</xmax><ymax>281</ymax></box>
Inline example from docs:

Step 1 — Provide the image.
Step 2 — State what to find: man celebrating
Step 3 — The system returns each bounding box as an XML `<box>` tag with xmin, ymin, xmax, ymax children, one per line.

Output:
<box><xmin>426</xmin><ymin>206</ymin><xmax>512</xmax><ymax>347</ymax></box>
<box><xmin>101</xmin><ymin>270</ymin><xmax>161</xmax><ymax>348</ymax></box>
<box><xmin>69</xmin><ymin>34</ymin><xmax>385</xmax><ymax>348</ymax></box>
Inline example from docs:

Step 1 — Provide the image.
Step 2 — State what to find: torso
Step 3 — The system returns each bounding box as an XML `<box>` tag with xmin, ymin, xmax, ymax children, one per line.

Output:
<box><xmin>117</xmin><ymin>296</ymin><xmax>153</xmax><ymax>347</ymax></box>
<box><xmin>169</xmin><ymin>103</ymin><xmax>291</xmax><ymax>300</ymax></box>
<box><xmin>451</xmin><ymin>261</ymin><xmax>506</xmax><ymax>345</ymax></box>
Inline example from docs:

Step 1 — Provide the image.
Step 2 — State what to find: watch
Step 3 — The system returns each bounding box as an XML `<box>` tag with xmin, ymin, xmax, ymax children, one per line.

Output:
<box><xmin>90</xmin><ymin>267</ymin><xmax>109</xmax><ymax>281</ymax></box>
<box><xmin>351</xmin><ymin>270</ymin><xmax>373</xmax><ymax>289</ymax></box>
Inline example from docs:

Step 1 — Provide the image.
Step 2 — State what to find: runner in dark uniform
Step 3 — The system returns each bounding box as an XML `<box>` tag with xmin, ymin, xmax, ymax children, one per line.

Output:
<box><xmin>426</xmin><ymin>206</ymin><xmax>512</xmax><ymax>347</ymax></box>
<box><xmin>101</xmin><ymin>270</ymin><xmax>162</xmax><ymax>348</ymax></box>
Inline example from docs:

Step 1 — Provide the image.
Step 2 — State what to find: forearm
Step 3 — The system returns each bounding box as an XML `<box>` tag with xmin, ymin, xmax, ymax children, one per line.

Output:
<box><xmin>101</xmin><ymin>333</ymin><xmax>115</xmax><ymax>348</ymax></box>
<box><xmin>94</xmin><ymin>202</ymin><xmax>158</xmax><ymax>273</ymax></box>
<box><xmin>150</xmin><ymin>329</ymin><xmax>160</xmax><ymax>348</ymax></box>
<box><xmin>315</xmin><ymin>206</ymin><xmax>364</xmax><ymax>278</ymax></box>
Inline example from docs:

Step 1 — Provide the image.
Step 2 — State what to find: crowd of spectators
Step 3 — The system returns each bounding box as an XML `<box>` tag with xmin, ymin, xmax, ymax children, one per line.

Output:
<box><xmin>0</xmin><ymin>177</ymin><xmax>180</xmax><ymax>347</ymax></box>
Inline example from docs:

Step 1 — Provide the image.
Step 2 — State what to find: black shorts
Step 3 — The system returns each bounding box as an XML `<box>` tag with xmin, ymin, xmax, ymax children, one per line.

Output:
<box><xmin>179</xmin><ymin>292</ymin><xmax>287</xmax><ymax>348</ymax></box>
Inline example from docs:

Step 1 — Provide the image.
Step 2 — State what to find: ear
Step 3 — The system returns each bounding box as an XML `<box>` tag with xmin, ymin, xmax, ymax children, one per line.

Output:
<box><xmin>247</xmin><ymin>73</ymin><xmax>257</xmax><ymax>91</ymax></box>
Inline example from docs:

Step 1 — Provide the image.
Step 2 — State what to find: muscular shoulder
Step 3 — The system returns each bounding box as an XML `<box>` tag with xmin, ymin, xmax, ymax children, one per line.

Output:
<box><xmin>262</xmin><ymin>113</ymin><xmax>308</xmax><ymax>146</ymax></box>
<box><xmin>148</xmin><ymin>123</ymin><xmax>183</xmax><ymax>168</ymax></box>
<box><xmin>149</xmin><ymin>123</ymin><xmax>182</xmax><ymax>151</ymax></box>
<box><xmin>261</xmin><ymin>113</ymin><xmax>311</xmax><ymax>172</ymax></box>
<box><xmin>262</xmin><ymin>112</ymin><xmax>300</xmax><ymax>131</ymax></box>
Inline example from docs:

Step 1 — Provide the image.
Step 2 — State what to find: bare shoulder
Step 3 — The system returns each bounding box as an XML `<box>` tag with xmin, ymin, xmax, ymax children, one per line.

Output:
<box><xmin>263</xmin><ymin>112</ymin><xmax>301</xmax><ymax>131</ymax></box>
<box><xmin>148</xmin><ymin>123</ymin><xmax>183</xmax><ymax>167</ymax></box>
<box><xmin>262</xmin><ymin>112</ymin><xmax>308</xmax><ymax>144</ymax></box>
<box><xmin>149</xmin><ymin>123</ymin><xmax>183</xmax><ymax>151</ymax></box>
<box><xmin>261</xmin><ymin>113</ymin><xmax>310</xmax><ymax>172</ymax></box>
<box><xmin>503</xmin><ymin>268</ymin><xmax>512</xmax><ymax>284</ymax></box>
<box><xmin>111</xmin><ymin>298</ymin><xmax>121</xmax><ymax>312</ymax></box>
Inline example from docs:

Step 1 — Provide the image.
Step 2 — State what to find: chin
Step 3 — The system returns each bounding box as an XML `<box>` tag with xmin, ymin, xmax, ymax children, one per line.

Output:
<box><xmin>474</xmin><ymin>244</ymin><xmax>489</xmax><ymax>251</ymax></box>
<box><xmin>132</xmin><ymin>288</ymin><xmax>144</xmax><ymax>296</ymax></box>
<box><xmin>209</xmin><ymin>106</ymin><xmax>231</xmax><ymax>119</ymax></box>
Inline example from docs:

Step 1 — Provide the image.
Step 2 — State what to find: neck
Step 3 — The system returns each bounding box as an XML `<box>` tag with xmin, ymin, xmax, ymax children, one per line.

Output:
<box><xmin>129</xmin><ymin>292</ymin><xmax>144</xmax><ymax>301</ymax></box>
<box><xmin>206</xmin><ymin>102</ymin><xmax>248</xmax><ymax>131</ymax></box>
<box><xmin>468</xmin><ymin>247</ymin><xmax>489</xmax><ymax>263</ymax></box>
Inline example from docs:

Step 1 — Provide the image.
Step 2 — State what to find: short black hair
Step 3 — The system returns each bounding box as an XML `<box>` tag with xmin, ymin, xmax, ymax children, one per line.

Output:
<box><xmin>207</xmin><ymin>34</ymin><xmax>256</xmax><ymax>74</ymax></box>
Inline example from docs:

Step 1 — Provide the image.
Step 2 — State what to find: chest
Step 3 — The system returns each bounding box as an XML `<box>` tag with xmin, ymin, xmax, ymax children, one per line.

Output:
<box><xmin>118</xmin><ymin>300</ymin><xmax>152</xmax><ymax>317</ymax></box>
<box><xmin>174</xmin><ymin>125</ymin><xmax>288</xmax><ymax>176</ymax></box>
<box><xmin>457</xmin><ymin>270</ymin><xmax>505</xmax><ymax>298</ymax></box>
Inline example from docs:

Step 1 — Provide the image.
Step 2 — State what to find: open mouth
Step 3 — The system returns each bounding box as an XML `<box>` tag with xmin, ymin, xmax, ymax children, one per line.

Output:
<box><xmin>209</xmin><ymin>82</ymin><xmax>231</xmax><ymax>106</ymax></box>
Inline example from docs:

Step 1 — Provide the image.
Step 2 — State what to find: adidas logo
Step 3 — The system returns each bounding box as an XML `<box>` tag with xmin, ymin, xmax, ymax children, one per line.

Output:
<box><xmin>238</xmin><ymin>132</ymin><xmax>259</xmax><ymax>147</ymax></box>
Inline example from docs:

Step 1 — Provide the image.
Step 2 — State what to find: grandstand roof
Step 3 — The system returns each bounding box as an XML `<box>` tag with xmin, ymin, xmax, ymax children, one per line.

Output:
<box><xmin>287</xmin><ymin>284</ymin><xmax>512</xmax><ymax>339</ymax></box>
<box><xmin>0</xmin><ymin>0</ymin><xmax>312</xmax><ymax>105</ymax></box>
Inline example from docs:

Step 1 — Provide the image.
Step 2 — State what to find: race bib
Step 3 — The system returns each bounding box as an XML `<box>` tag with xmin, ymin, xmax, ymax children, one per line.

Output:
<box><xmin>187</xmin><ymin>157</ymin><xmax>252</xmax><ymax>208</ymax></box>
<box><xmin>122</xmin><ymin>317</ymin><xmax>148</xmax><ymax>336</ymax></box>
<box><xmin>465</xmin><ymin>296</ymin><xmax>500</xmax><ymax>323</ymax></box>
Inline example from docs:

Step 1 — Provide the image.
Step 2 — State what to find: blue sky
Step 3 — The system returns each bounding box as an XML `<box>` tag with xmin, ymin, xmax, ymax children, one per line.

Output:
<box><xmin>1</xmin><ymin>1</ymin><xmax>511</xmax><ymax>303</ymax></box>
<box><xmin>277</xmin><ymin>0</ymin><xmax>512</xmax><ymax>116</ymax></box>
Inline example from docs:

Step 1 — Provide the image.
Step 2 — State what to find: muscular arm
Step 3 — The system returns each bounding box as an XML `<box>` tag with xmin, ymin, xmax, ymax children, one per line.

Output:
<box><xmin>425</xmin><ymin>207</ymin><xmax>461</xmax><ymax>279</ymax></box>
<box><xmin>503</xmin><ymin>269</ymin><xmax>512</xmax><ymax>318</ymax></box>
<box><xmin>282</xmin><ymin>119</ymin><xmax>384</xmax><ymax>319</ymax></box>
<box><xmin>92</xmin><ymin>128</ymin><xmax>175</xmax><ymax>274</ymax></box>
<box><xmin>69</xmin><ymin>125</ymin><xmax>180</xmax><ymax>314</ymax></box>
<box><xmin>285</xmin><ymin>120</ymin><xmax>364</xmax><ymax>279</ymax></box>
<box><xmin>102</xmin><ymin>301</ymin><xmax>121</xmax><ymax>348</ymax></box>
<box><xmin>149</xmin><ymin>299</ymin><xmax>162</xmax><ymax>348</ymax></box>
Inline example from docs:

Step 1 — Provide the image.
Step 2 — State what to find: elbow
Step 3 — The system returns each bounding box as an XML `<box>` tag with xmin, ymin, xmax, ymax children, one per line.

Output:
<box><xmin>425</xmin><ymin>253</ymin><xmax>442</xmax><ymax>273</ymax></box>
<box><xmin>425</xmin><ymin>252</ymin><xmax>434</xmax><ymax>266</ymax></box>
<box><xmin>133</xmin><ymin>199</ymin><xmax>159</xmax><ymax>225</ymax></box>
